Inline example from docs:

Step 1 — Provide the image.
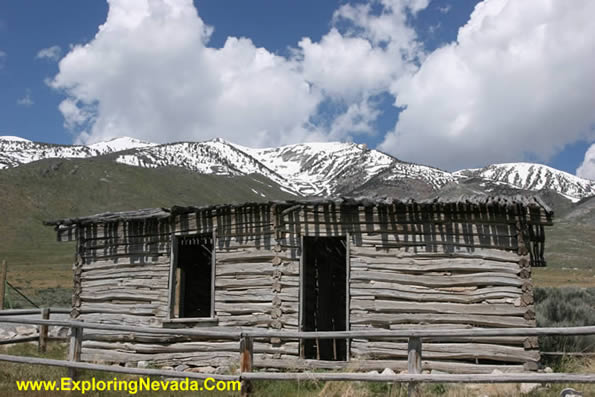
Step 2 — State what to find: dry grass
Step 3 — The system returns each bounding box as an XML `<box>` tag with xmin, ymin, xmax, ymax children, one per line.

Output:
<box><xmin>532</xmin><ymin>267</ymin><xmax>595</xmax><ymax>288</ymax></box>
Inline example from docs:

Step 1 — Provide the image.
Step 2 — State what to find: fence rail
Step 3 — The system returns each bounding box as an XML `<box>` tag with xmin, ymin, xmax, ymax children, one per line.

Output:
<box><xmin>0</xmin><ymin>309</ymin><xmax>594</xmax><ymax>397</ymax></box>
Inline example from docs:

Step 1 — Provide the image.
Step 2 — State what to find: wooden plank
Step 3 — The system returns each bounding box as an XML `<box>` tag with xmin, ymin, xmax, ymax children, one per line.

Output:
<box><xmin>351</xmin><ymin>341</ymin><xmax>539</xmax><ymax>362</ymax></box>
<box><xmin>240</xmin><ymin>336</ymin><xmax>254</xmax><ymax>397</ymax></box>
<box><xmin>350</xmin><ymin>285</ymin><xmax>522</xmax><ymax>304</ymax></box>
<box><xmin>68</xmin><ymin>326</ymin><xmax>83</xmax><ymax>380</ymax></box>
<box><xmin>350</xmin><ymin>246</ymin><xmax>522</xmax><ymax>262</ymax></box>
<box><xmin>0</xmin><ymin>260</ymin><xmax>6</xmax><ymax>310</ymax></box>
<box><xmin>351</xmin><ymin>270</ymin><xmax>523</xmax><ymax>288</ymax></box>
<box><xmin>0</xmin><ymin>353</ymin><xmax>238</xmax><ymax>381</ymax></box>
<box><xmin>407</xmin><ymin>337</ymin><xmax>422</xmax><ymax>397</ymax></box>
<box><xmin>350</xmin><ymin>313</ymin><xmax>532</xmax><ymax>328</ymax></box>
<box><xmin>38</xmin><ymin>308</ymin><xmax>50</xmax><ymax>353</ymax></box>
<box><xmin>350</xmin><ymin>257</ymin><xmax>521</xmax><ymax>274</ymax></box>
<box><xmin>2</xmin><ymin>316</ymin><xmax>592</xmax><ymax>339</ymax></box>
<box><xmin>350</xmin><ymin>300</ymin><xmax>528</xmax><ymax>317</ymax></box>
<box><xmin>253</xmin><ymin>357</ymin><xmax>523</xmax><ymax>374</ymax></box>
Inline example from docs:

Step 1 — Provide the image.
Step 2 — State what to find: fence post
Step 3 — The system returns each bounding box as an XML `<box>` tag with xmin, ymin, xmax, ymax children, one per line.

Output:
<box><xmin>68</xmin><ymin>326</ymin><xmax>83</xmax><ymax>380</ymax></box>
<box><xmin>239</xmin><ymin>335</ymin><xmax>253</xmax><ymax>397</ymax></box>
<box><xmin>38</xmin><ymin>308</ymin><xmax>50</xmax><ymax>353</ymax></box>
<box><xmin>0</xmin><ymin>260</ymin><xmax>7</xmax><ymax>310</ymax></box>
<box><xmin>407</xmin><ymin>336</ymin><xmax>422</xmax><ymax>397</ymax></box>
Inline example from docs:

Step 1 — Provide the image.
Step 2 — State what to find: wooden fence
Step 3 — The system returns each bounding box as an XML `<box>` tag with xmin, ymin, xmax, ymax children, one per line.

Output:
<box><xmin>0</xmin><ymin>311</ymin><xmax>594</xmax><ymax>396</ymax></box>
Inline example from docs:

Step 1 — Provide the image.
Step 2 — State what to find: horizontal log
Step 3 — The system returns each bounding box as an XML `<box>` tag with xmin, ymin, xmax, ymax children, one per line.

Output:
<box><xmin>81</xmin><ymin>269</ymin><xmax>169</xmax><ymax>282</ymax></box>
<box><xmin>253</xmin><ymin>358</ymin><xmax>523</xmax><ymax>374</ymax></box>
<box><xmin>81</xmin><ymin>245</ymin><xmax>170</xmax><ymax>259</ymax></box>
<box><xmin>350</xmin><ymin>300</ymin><xmax>528</xmax><ymax>316</ymax></box>
<box><xmin>351</xmin><ymin>270</ymin><xmax>523</xmax><ymax>288</ymax></box>
<box><xmin>350</xmin><ymin>341</ymin><xmax>538</xmax><ymax>363</ymax></box>
<box><xmin>350</xmin><ymin>285</ymin><xmax>522</xmax><ymax>304</ymax></box>
<box><xmin>350</xmin><ymin>257</ymin><xmax>520</xmax><ymax>274</ymax></box>
<box><xmin>0</xmin><ymin>354</ymin><xmax>237</xmax><ymax>381</ymax></box>
<box><xmin>350</xmin><ymin>313</ymin><xmax>532</xmax><ymax>328</ymax></box>
<box><xmin>3</xmin><ymin>316</ymin><xmax>592</xmax><ymax>339</ymax></box>
<box><xmin>81</xmin><ymin>279</ymin><xmax>169</xmax><ymax>290</ymax></box>
<box><xmin>82</xmin><ymin>340</ymin><xmax>297</xmax><ymax>355</ymax></box>
<box><xmin>80</xmin><ymin>291</ymin><xmax>167</xmax><ymax>303</ymax></box>
<box><xmin>215</xmin><ymin>277</ymin><xmax>298</xmax><ymax>289</ymax></box>
<box><xmin>350</xmin><ymin>246</ymin><xmax>522</xmax><ymax>262</ymax></box>
<box><xmin>82</xmin><ymin>254</ymin><xmax>169</xmax><ymax>266</ymax></box>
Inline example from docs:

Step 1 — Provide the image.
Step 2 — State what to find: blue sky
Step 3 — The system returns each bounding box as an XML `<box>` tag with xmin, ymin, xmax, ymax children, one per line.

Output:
<box><xmin>0</xmin><ymin>0</ymin><xmax>594</xmax><ymax>176</ymax></box>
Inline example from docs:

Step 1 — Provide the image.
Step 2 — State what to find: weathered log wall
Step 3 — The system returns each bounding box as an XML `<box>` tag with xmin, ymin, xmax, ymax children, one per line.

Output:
<box><xmin>63</xmin><ymin>200</ymin><xmax>544</xmax><ymax>372</ymax></box>
<box><xmin>277</xmin><ymin>203</ymin><xmax>539</xmax><ymax>372</ymax></box>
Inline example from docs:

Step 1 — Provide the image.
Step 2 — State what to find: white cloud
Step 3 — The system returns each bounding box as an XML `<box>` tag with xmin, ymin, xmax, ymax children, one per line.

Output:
<box><xmin>16</xmin><ymin>89</ymin><xmax>34</xmax><ymax>107</ymax></box>
<box><xmin>49</xmin><ymin>0</ymin><xmax>426</xmax><ymax>147</ymax></box>
<box><xmin>0</xmin><ymin>50</ymin><xmax>6</xmax><ymax>68</ymax></box>
<box><xmin>438</xmin><ymin>4</ymin><xmax>451</xmax><ymax>14</ymax></box>
<box><xmin>328</xmin><ymin>98</ymin><xmax>381</xmax><ymax>140</ymax></box>
<box><xmin>577</xmin><ymin>143</ymin><xmax>595</xmax><ymax>181</ymax></box>
<box><xmin>380</xmin><ymin>0</ymin><xmax>595</xmax><ymax>170</ymax></box>
<box><xmin>36</xmin><ymin>45</ymin><xmax>62</xmax><ymax>61</ymax></box>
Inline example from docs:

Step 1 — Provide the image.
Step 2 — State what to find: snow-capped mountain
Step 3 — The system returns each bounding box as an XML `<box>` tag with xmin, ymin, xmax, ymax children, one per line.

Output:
<box><xmin>115</xmin><ymin>139</ymin><xmax>299</xmax><ymax>194</ymax></box>
<box><xmin>0</xmin><ymin>136</ymin><xmax>98</xmax><ymax>169</ymax></box>
<box><xmin>88</xmin><ymin>137</ymin><xmax>156</xmax><ymax>154</ymax></box>
<box><xmin>237</xmin><ymin>142</ymin><xmax>457</xmax><ymax>196</ymax></box>
<box><xmin>1</xmin><ymin>135</ymin><xmax>594</xmax><ymax>202</ymax></box>
<box><xmin>454</xmin><ymin>163</ymin><xmax>595</xmax><ymax>202</ymax></box>
<box><xmin>0</xmin><ymin>136</ymin><xmax>158</xmax><ymax>170</ymax></box>
<box><xmin>237</xmin><ymin>142</ymin><xmax>395</xmax><ymax>196</ymax></box>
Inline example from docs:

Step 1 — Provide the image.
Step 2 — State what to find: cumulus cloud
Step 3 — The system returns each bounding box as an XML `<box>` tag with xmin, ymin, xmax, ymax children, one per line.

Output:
<box><xmin>577</xmin><ymin>143</ymin><xmax>595</xmax><ymax>181</ymax></box>
<box><xmin>380</xmin><ymin>0</ymin><xmax>595</xmax><ymax>170</ymax></box>
<box><xmin>16</xmin><ymin>89</ymin><xmax>34</xmax><ymax>107</ymax></box>
<box><xmin>0</xmin><ymin>50</ymin><xmax>6</xmax><ymax>68</ymax></box>
<box><xmin>36</xmin><ymin>45</ymin><xmax>62</xmax><ymax>61</ymax></box>
<box><xmin>49</xmin><ymin>0</ymin><xmax>425</xmax><ymax>147</ymax></box>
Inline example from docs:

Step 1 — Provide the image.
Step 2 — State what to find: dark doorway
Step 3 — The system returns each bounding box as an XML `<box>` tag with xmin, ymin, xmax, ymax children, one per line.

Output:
<box><xmin>174</xmin><ymin>234</ymin><xmax>213</xmax><ymax>318</ymax></box>
<box><xmin>302</xmin><ymin>236</ymin><xmax>347</xmax><ymax>361</ymax></box>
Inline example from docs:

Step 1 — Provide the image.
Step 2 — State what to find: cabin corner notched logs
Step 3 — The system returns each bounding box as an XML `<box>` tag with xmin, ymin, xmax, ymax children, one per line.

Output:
<box><xmin>45</xmin><ymin>196</ymin><xmax>553</xmax><ymax>374</ymax></box>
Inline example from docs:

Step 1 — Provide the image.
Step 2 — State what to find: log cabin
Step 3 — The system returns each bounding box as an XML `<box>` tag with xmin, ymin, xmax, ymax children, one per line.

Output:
<box><xmin>45</xmin><ymin>196</ymin><xmax>553</xmax><ymax>374</ymax></box>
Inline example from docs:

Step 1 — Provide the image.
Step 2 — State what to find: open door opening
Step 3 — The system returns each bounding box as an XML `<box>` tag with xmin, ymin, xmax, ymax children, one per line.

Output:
<box><xmin>174</xmin><ymin>234</ymin><xmax>213</xmax><ymax>318</ymax></box>
<box><xmin>302</xmin><ymin>236</ymin><xmax>347</xmax><ymax>361</ymax></box>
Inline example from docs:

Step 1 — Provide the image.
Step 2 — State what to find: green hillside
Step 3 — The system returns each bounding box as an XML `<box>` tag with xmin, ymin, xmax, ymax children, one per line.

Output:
<box><xmin>0</xmin><ymin>157</ymin><xmax>297</xmax><ymax>267</ymax></box>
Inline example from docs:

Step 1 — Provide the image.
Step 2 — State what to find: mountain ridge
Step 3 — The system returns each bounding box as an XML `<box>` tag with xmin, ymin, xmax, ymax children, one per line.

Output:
<box><xmin>1</xmin><ymin>135</ymin><xmax>593</xmax><ymax>202</ymax></box>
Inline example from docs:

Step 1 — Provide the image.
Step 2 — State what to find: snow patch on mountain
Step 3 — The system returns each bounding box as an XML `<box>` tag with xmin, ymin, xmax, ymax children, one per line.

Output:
<box><xmin>88</xmin><ymin>137</ymin><xmax>156</xmax><ymax>154</ymax></box>
<box><xmin>382</xmin><ymin>162</ymin><xmax>457</xmax><ymax>189</ymax></box>
<box><xmin>0</xmin><ymin>136</ymin><xmax>32</xmax><ymax>142</ymax></box>
<box><xmin>0</xmin><ymin>139</ymin><xmax>98</xmax><ymax>170</ymax></box>
<box><xmin>454</xmin><ymin>163</ymin><xmax>595</xmax><ymax>202</ymax></box>
<box><xmin>237</xmin><ymin>142</ymin><xmax>395</xmax><ymax>196</ymax></box>
<box><xmin>115</xmin><ymin>139</ymin><xmax>299</xmax><ymax>194</ymax></box>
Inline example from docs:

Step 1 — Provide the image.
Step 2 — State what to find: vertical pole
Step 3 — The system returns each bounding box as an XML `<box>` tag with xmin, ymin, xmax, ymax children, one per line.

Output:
<box><xmin>345</xmin><ymin>233</ymin><xmax>350</xmax><ymax>361</ymax></box>
<box><xmin>174</xmin><ymin>267</ymin><xmax>182</xmax><ymax>318</ymax></box>
<box><xmin>38</xmin><ymin>308</ymin><xmax>50</xmax><ymax>353</ymax></box>
<box><xmin>68</xmin><ymin>326</ymin><xmax>83</xmax><ymax>380</ymax></box>
<box><xmin>0</xmin><ymin>260</ymin><xmax>7</xmax><ymax>310</ymax></box>
<box><xmin>239</xmin><ymin>335</ymin><xmax>253</xmax><ymax>397</ymax></box>
<box><xmin>407</xmin><ymin>336</ymin><xmax>422</xmax><ymax>397</ymax></box>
